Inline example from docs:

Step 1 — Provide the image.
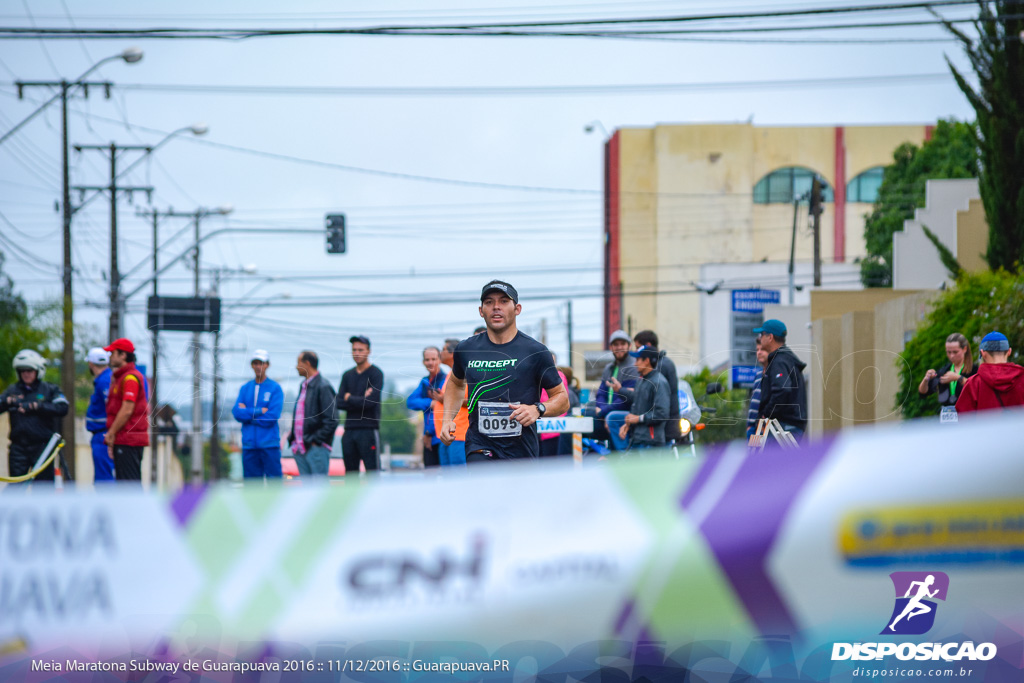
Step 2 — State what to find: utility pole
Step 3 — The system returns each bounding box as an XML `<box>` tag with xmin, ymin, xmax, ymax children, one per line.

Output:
<box><xmin>566</xmin><ymin>300</ymin><xmax>573</xmax><ymax>366</ymax></box>
<box><xmin>209</xmin><ymin>271</ymin><xmax>222</xmax><ymax>481</ymax></box>
<box><xmin>133</xmin><ymin>206</ymin><xmax>232</xmax><ymax>485</ymax></box>
<box><xmin>16</xmin><ymin>78</ymin><xmax>112</xmax><ymax>479</ymax></box>
<box><xmin>192</xmin><ymin>211</ymin><xmax>203</xmax><ymax>483</ymax></box>
<box><xmin>72</xmin><ymin>142</ymin><xmax>153</xmax><ymax>340</ymax></box>
<box><xmin>788</xmin><ymin>197</ymin><xmax>800</xmax><ymax>305</ymax></box>
<box><xmin>540</xmin><ymin>317</ymin><xmax>548</xmax><ymax>346</ymax></box>
<box><xmin>150</xmin><ymin>209</ymin><xmax>159</xmax><ymax>484</ymax></box>
<box><xmin>810</xmin><ymin>178</ymin><xmax>824</xmax><ymax>288</ymax></box>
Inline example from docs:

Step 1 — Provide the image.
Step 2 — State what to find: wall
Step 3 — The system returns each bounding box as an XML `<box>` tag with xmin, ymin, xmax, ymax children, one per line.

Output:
<box><xmin>809</xmin><ymin>316</ymin><xmax>844</xmax><ymax>439</ymax></box>
<box><xmin>810</xmin><ymin>288</ymin><xmax>917</xmax><ymax>322</ymax></box>
<box><xmin>893</xmin><ymin>179</ymin><xmax>980</xmax><ymax>290</ymax></box>
<box><xmin>808</xmin><ymin>289</ymin><xmax>930</xmax><ymax>440</ymax></box>
<box><xmin>957</xmin><ymin>198</ymin><xmax>989</xmax><ymax>275</ymax></box>
<box><xmin>873</xmin><ymin>291</ymin><xmax>937</xmax><ymax>423</ymax></box>
<box><xmin>612</xmin><ymin>122</ymin><xmax>929</xmax><ymax>373</ymax></box>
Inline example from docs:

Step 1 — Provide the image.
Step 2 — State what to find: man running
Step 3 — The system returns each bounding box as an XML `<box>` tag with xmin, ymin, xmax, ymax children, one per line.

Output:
<box><xmin>440</xmin><ymin>280</ymin><xmax>568</xmax><ymax>463</ymax></box>
<box><xmin>888</xmin><ymin>575</ymin><xmax>939</xmax><ymax>632</ymax></box>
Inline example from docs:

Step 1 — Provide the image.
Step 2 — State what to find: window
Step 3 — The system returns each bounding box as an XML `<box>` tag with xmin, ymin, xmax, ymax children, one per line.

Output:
<box><xmin>753</xmin><ymin>167</ymin><xmax>833</xmax><ymax>204</ymax></box>
<box><xmin>846</xmin><ymin>166</ymin><xmax>885</xmax><ymax>203</ymax></box>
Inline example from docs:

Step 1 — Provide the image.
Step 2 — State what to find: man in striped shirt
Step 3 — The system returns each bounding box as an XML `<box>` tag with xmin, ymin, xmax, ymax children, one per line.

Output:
<box><xmin>746</xmin><ymin>343</ymin><xmax>769</xmax><ymax>438</ymax></box>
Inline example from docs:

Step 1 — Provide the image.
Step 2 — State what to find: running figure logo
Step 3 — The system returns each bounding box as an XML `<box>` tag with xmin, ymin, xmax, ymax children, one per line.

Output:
<box><xmin>881</xmin><ymin>571</ymin><xmax>950</xmax><ymax>635</ymax></box>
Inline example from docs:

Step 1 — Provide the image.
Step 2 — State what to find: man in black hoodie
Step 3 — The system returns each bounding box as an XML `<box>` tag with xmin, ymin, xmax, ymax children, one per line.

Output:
<box><xmin>337</xmin><ymin>335</ymin><xmax>384</xmax><ymax>475</ymax></box>
<box><xmin>753</xmin><ymin>319</ymin><xmax>807</xmax><ymax>440</ymax></box>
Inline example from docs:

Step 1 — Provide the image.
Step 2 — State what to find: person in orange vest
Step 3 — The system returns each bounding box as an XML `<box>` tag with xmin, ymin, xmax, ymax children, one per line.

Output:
<box><xmin>103</xmin><ymin>338</ymin><xmax>149</xmax><ymax>481</ymax></box>
<box><xmin>433</xmin><ymin>338</ymin><xmax>469</xmax><ymax>466</ymax></box>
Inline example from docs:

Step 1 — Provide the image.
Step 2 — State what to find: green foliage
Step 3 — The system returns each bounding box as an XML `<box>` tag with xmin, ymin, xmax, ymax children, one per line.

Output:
<box><xmin>860</xmin><ymin>120</ymin><xmax>979</xmax><ymax>287</ymax></box>
<box><xmin>0</xmin><ymin>251</ymin><xmax>53</xmax><ymax>390</ymax></box>
<box><xmin>940</xmin><ymin>2</ymin><xmax>1024</xmax><ymax>272</ymax></box>
<box><xmin>897</xmin><ymin>270</ymin><xmax>1024</xmax><ymax>419</ymax></box>
<box><xmin>921</xmin><ymin>223</ymin><xmax>964</xmax><ymax>280</ymax></box>
<box><xmin>379</xmin><ymin>385</ymin><xmax>417</xmax><ymax>454</ymax></box>
<box><xmin>682</xmin><ymin>366</ymin><xmax>751</xmax><ymax>444</ymax></box>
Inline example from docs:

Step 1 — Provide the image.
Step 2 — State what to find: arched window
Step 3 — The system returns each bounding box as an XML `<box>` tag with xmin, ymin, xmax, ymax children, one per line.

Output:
<box><xmin>846</xmin><ymin>166</ymin><xmax>885</xmax><ymax>203</ymax></box>
<box><xmin>753</xmin><ymin>166</ymin><xmax>833</xmax><ymax>204</ymax></box>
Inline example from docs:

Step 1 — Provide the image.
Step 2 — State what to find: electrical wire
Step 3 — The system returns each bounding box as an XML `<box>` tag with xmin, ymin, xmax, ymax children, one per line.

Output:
<box><xmin>105</xmin><ymin>72</ymin><xmax>955</xmax><ymax>98</ymax></box>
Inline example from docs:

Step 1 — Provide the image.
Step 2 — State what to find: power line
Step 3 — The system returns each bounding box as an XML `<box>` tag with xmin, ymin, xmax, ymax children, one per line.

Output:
<box><xmin>0</xmin><ymin>1</ymin><xmax>983</xmax><ymax>37</ymax></box>
<box><xmin>99</xmin><ymin>72</ymin><xmax>954</xmax><ymax>97</ymax></box>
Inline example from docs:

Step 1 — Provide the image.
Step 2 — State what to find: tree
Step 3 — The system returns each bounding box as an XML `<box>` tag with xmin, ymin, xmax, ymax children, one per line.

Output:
<box><xmin>0</xmin><ymin>251</ymin><xmax>51</xmax><ymax>390</ymax></box>
<box><xmin>378</xmin><ymin>383</ymin><xmax>417</xmax><ymax>454</ymax></box>
<box><xmin>681</xmin><ymin>367</ymin><xmax>750</xmax><ymax>444</ymax></box>
<box><xmin>860</xmin><ymin>120</ymin><xmax>978</xmax><ymax>287</ymax></box>
<box><xmin>939</xmin><ymin>1</ymin><xmax>1024</xmax><ymax>272</ymax></box>
<box><xmin>897</xmin><ymin>270</ymin><xmax>1024</xmax><ymax>419</ymax></box>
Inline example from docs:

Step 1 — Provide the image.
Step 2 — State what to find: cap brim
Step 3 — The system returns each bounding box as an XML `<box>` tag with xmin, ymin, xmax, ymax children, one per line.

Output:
<box><xmin>481</xmin><ymin>287</ymin><xmax>516</xmax><ymax>301</ymax></box>
<box><xmin>751</xmin><ymin>327</ymin><xmax>765</xmax><ymax>335</ymax></box>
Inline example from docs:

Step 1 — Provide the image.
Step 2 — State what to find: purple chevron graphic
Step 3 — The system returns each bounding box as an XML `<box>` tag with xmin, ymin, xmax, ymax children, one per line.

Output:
<box><xmin>682</xmin><ymin>436</ymin><xmax>837</xmax><ymax>636</ymax></box>
<box><xmin>170</xmin><ymin>485</ymin><xmax>207</xmax><ymax>527</ymax></box>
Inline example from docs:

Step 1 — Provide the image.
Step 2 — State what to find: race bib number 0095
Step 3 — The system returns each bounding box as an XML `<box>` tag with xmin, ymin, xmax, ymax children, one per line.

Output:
<box><xmin>478</xmin><ymin>401</ymin><xmax>523</xmax><ymax>438</ymax></box>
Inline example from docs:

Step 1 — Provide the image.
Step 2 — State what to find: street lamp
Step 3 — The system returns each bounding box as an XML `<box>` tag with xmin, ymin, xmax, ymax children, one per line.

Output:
<box><xmin>1</xmin><ymin>48</ymin><xmax>144</xmax><ymax>146</ymax></box>
<box><xmin>74</xmin><ymin>123</ymin><xmax>209</xmax><ymax>218</ymax></box>
<box><xmin>3</xmin><ymin>50</ymin><xmax>144</xmax><ymax>480</ymax></box>
<box><xmin>120</xmin><ymin>47</ymin><xmax>144</xmax><ymax>64</ymax></box>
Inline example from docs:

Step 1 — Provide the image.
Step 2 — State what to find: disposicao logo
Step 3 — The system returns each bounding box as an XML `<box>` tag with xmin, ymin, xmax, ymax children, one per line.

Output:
<box><xmin>832</xmin><ymin>571</ymin><xmax>997</xmax><ymax>662</ymax></box>
<box><xmin>882</xmin><ymin>571</ymin><xmax>948</xmax><ymax>635</ymax></box>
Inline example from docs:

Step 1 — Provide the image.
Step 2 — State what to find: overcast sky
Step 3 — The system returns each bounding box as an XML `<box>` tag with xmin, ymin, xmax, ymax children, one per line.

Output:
<box><xmin>0</xmin><ymin>0</ymin><xmax>978</xmax><ymax>411</ymax></box>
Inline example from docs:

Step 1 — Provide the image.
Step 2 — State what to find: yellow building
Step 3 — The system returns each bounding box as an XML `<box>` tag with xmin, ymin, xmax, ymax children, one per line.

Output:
<box><xmin>603</xmin><ymin>122</ymin><xmax>933</xmax><ymax>360</ymax></box>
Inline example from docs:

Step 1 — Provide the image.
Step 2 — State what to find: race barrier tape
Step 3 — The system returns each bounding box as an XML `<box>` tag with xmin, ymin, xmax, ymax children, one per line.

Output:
<box><xmin>535</xmin><ymin>416</ymin><xmax>593</xmax><ymax>433</ymax></box>
<box><xmin>0</xmin><ymin>410</ymin><xmax>1022</xmax><ymax>682</ymax></box>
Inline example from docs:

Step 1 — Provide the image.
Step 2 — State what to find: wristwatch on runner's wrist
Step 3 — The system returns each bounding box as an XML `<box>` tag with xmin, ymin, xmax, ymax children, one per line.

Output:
<box><xmin>535</xmin><ymin>402</ymin><xmax>546</xmax><ymax>416</ymax></box>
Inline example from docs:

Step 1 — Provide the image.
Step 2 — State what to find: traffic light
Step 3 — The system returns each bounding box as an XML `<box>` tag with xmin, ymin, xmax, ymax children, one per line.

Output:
<box><xmin>326</xmin><ymin>213</ymin><xmax>346</xmax><ymax>254</ymax></box>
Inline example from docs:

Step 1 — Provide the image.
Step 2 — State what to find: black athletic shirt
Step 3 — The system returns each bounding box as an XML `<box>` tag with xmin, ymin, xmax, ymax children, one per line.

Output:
<box><xmin>452</xmin><ymin>331</ymin><xmax>561</xmax><ymax>459</ymax></box>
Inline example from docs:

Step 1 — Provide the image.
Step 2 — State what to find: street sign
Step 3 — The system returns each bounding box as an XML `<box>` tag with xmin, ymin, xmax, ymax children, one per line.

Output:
<box><xmin>731</xmin><ymin>365</ymin><xmax>761</xmax><ymax>388</ymax></box>
<box><xmin>730</xmin><ymin>289</ymin><xmax>780</xmax><ymax>388</ymax></box>
<box><xmin>147</xmin><ymin>296</ymin><xmax>221</xmax><ymax>333</ymax></box>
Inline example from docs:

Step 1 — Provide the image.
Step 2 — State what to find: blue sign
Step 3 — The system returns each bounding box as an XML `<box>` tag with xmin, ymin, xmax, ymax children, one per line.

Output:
<box><xmin>732</xmin><ymin>365</ymin><xmax>761</xmax><ymax>388</ymax></box>
<box><xmin>731</xmin><ymin>289</ymin><xmax>781</xmax><ymax>313</ymax></box>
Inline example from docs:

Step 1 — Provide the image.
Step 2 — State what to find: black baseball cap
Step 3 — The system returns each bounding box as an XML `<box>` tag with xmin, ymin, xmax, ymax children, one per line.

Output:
<box><xmin>349</xmin><ymin>335</ymin><xmax>371</xmax><ymax>347</ymax></box>
<box><xmin>480</xmin><ymin>280</ymin><xmax>518</xmax><ymax>304</ymax></box>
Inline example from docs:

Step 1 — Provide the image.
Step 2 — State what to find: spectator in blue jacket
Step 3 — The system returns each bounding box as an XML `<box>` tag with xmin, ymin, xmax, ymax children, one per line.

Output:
<box><xmin>406</xmin><ymin>346</ymin><xmax>446</xmax><ymax>468</ymax></box>
<box><xmin>85</xmin><ymin>347</ymin><xmax>114</xmax><ymax>482</ymax></box>
<box><xmin>594</xmin><ymin>330</ymin><xmax>639</xmax><ymax>449</ymax></box>
<box><xmin>231</xmin><ymin>349</ymin><xmax>285</xmax><ymax>480</ymax></box>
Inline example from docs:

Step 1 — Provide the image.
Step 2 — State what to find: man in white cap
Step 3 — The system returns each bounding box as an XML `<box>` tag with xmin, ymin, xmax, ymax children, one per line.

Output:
<box><xmin>85</xmin><ymin>347</ymin><xmax>114</xmax><ymax>481</ymax></box>
<box><xmin>231</xmin><ymin>349</ymin><xmax>285</xmax><ymax>480</ymax></box>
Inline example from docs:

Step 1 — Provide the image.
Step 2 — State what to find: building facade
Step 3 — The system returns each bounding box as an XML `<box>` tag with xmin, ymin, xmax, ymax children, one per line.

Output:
<box><xmin>603</xmin><ymin>122</ymin><xmax>933</xmax><ymax>360</ymax></box>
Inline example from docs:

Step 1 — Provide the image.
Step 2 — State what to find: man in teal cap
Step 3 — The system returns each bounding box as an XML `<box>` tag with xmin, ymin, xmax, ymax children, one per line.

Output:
<box><xmin>956</xmin><ymin>331</ymin><xmax>1024</xmax><ymax>412</ymax></box>
<box><xmin>752</xmin><ymin>319</ymin><xmax>807</xmax><ymax>440</ymax></box>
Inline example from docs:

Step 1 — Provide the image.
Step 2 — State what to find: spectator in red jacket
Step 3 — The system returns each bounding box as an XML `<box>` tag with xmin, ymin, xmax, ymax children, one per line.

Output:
<box><xmin>104</xmin><ymin>338</ymin><xmax>150</xmax><ymax>481</ymax></box>
<box><xmin>955</xmin><ymin>331</ymin><xmax>1024</xmax><ymax>413</ymax></box>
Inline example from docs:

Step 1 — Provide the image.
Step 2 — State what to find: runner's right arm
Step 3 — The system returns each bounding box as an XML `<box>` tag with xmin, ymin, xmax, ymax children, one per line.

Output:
<box><xmin>439</xmin><ymin>375</ymin><xmax>466</xmax><ymax>446</ymax></box>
